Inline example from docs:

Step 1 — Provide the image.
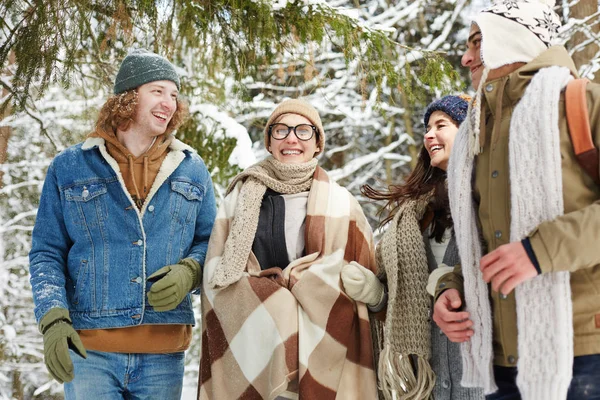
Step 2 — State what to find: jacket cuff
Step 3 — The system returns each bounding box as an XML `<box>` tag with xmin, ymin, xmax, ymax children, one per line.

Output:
<box><xmin>528</xmin><ymin>228</ymin><xmax>554</xmax><ymax>273</ymax></box>
<box><xmin>434</xmin><ymin>271</ymin><xmax>464</xmax><ymax>303</ymax></box>
<box><xmin>521</xmin><ymin>238</ymin><xmax>541</xmax><ymax>274</ymax></box>
<box><xmin>39</xmin><ymin>307</ymin><xmax>71</xmax><ymax>334</ymax></box>
<box><xmin>367</xmin><ymin>285</ymin><xmax>388</xmax><ymax>313</ymax></box>
<box><xmin>181</xmin><ymin>257</ymin><xmax>202</xmax><ymax>291</ymax></box>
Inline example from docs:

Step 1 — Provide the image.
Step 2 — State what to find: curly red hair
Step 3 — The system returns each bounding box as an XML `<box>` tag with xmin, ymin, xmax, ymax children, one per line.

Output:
<box><xmin>95</xmin><ymin>89</ymin><xmax>189</xmax><ymax>135</ymax></box>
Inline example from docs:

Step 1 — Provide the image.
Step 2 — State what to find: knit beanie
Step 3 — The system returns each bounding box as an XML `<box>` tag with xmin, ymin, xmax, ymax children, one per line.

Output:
<box><xmin>264</xmin><ymin>99</ymin><xmax>325</xmax><ymax>155</ymax></box>
<box><xmin>423</xmin><ymin>94</ymin><xmax>471</xmax><ymax>127</ymax></box>
<box><xmin>114</xmin><ymin>49</ymin><xmax>180</xmax><ymax>94</ymax></box>
<box><xmin>474</xmin><ymin>0</ymin><xmax>561</xmax><ymax>70</ymax></box>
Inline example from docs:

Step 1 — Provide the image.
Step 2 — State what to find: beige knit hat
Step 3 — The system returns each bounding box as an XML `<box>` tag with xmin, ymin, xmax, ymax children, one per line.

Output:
<box><xmin>264</xmin><ymin>99</ymin><xmax>325</xmax><ymax>155</ymax></box>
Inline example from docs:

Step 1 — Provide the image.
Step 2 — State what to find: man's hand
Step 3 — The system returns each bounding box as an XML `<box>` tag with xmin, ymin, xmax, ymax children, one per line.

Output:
<box><xmin>480</xmin><ymin>242</ymin><xmax>538</xmax><ymax>296</ymax></box>
<box><xmin>40</xmin><ymin>308</ymin><xmax>87</xmax><ymax>383</ymax></box>
<box><xmin>432</xmin><ymin>289</ymin><xmax>473</xmax><ymax>342</ymax></box>
<box><xmin>148</xmin><ymin>258</ymin><xmax>201</xmax><ymax>312</ymax></box>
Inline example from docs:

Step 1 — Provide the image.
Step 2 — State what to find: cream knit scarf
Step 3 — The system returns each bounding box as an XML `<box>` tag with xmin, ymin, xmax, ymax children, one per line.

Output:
<box><xmin>208</xmin><ymin>156</ymin><xmax>318</xmax><ymax>289</ymax></box>
<box><xmin>448</xmin><ymin>66</ymin><xmax>574</xmax><ymax>399</ymax></box>
<box><xmin>375</xmin><ymin>193</ymin><xmax>436</xmax><ymax>400</ymax></box>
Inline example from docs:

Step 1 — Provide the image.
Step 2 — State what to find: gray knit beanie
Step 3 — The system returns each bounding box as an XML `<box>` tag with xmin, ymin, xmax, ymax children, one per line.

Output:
<box><xmin>114</xmin><ymin>49</ymin><xmax>180</xmax><ymax>94</ymax></box>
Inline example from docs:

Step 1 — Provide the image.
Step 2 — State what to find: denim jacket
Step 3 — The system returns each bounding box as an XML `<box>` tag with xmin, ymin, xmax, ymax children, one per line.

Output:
<box><xmin>29</xmin><ymin>137</ymin><xmax>216</xmax><ymax>329</ymax></box>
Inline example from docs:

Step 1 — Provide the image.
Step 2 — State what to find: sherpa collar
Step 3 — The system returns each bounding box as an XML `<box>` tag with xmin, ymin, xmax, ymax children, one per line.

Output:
<box><xmin>82</xmin><ymin>136</ymin><xmax>195</xmax><ymax>153</ymax></box>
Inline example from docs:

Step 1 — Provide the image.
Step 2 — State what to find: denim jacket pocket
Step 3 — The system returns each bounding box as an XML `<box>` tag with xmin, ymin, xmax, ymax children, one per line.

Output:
<box><xmin>72</xmin><ymin>259</ymin><xmax>94</xmax><ymax>309</ymax></box>
<box><xmin>171</xmin><ymin>180</ymin><xmax>204</xmax><ymax>201</ymax></box>
<box><xmin>170</xmin><ymin>180</ymin><xmax>205</xmax><ymax>225</ymax></box>
<box><xmin>64</xmin><ymin>182</ymin><xmax>109</xmax><ymax>228</ymax></box>
<box><xmin>65</xmin><ymin>182</ymin><xmax>107</xmax><ymax>202</ymax></box>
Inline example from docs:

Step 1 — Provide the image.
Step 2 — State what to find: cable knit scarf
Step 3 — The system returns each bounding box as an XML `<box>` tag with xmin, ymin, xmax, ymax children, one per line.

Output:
<box><xmin>208</xmin><ymin>156</ymin><xmax>318</xmax><ymax>289</ymax></box>
<box><xmin>374</xmin><ymin>193</ymin><xmax>436</xmax><ymax>400</ymax></box>
<box><xmin>448</xmin><ymin>66</ymin><xmax>574</xmax><ymax>398</ymax></box>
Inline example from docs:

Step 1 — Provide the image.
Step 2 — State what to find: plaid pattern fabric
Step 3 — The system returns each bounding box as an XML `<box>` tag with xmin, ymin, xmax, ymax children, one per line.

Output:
<box><xmin>198</xmin><ymin>167</ymin><xmax>377</xmax><ymax>400</ymax></box>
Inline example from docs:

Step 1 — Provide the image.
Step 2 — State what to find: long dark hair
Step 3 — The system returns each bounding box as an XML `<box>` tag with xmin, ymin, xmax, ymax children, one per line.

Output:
<box><xmin>362</xmin><ymin>145</ymin><xmax>452</xmax><ymax>242</ymax></box>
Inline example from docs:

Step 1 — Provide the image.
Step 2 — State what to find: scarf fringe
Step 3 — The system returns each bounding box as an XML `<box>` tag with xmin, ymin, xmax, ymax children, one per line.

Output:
<box><xmin>377</xmin><ymin>347</ymin><xmax>435</xmax><ymax>400</ymax></box>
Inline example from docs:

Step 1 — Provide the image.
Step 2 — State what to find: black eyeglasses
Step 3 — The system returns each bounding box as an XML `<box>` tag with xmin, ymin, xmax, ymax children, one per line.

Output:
<box><xmin>268</xmin><ymin>123</ymin><xmax>317</xmax><ymax>141</ymax></box>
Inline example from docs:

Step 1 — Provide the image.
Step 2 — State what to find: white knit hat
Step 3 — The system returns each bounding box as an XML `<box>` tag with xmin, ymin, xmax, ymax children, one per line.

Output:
<box><xmin>474</xmin><ymin>0</ymin><xmax>561</xmax><ymax>69</ymax></box>
<box><xmin>465</xmin><ymin>0</ymin><xmax>562</xmax><ymax>156</ymax></box>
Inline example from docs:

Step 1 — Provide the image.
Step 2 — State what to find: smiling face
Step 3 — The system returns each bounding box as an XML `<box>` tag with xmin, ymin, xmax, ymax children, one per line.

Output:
<box><xmin>131</xmin><ymin>80</ymin><xmax>178</xmax><ymax>137</ymax></box>
<box><xmin>462</xmin><ymin>24</ymin><xmax>484</xmax><ymax>89</ymax></box>
<box><xmin>268</xmin><ymin>113</ymin><xmax>319</xmax><ymax>164</ymax></box>
<box><xmin>462</xmin><ymin>24</ymin><xmax>527</xmax><ymax>89</ymax></box>
<box><xmin>424</xmin><ymin>111</ymin><xmax>459</xmax><ymax>171</ymax></box>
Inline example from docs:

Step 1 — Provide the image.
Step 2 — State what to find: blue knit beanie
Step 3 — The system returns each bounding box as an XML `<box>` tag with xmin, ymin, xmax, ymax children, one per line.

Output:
<box><xmin>423</xmin><ymin>95</ymin><xmax>470</xmax><ymax>127</ymax></box>
<box><xmin>114</xmin><ymin>49</ymin><xmax>180</xmax><ymax>94</ymax></box>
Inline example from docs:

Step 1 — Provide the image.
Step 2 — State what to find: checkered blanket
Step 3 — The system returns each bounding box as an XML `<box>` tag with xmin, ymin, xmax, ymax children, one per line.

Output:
<box><xmin>198</xmin><ymin>167</ymin><xmax>377</xmax><ymax>399</ymax></box>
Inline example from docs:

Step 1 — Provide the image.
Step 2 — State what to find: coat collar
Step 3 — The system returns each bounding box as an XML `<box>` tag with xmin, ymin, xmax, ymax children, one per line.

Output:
<box><xmin>82</xmin><ymin>136</ymin><xmax>196</xmax><ymax>153</ymax></box>
<box><xmin>481</xmin><ymin>46</ymin><xmax>579</xmax><ymax>120</ymax></box>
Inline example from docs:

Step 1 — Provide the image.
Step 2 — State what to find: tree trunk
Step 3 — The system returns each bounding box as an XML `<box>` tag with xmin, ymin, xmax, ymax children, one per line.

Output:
<box><xmin>569</xmin><ymin>0</ymin><xmax>600</xmax><ymax>83</ymax></box>
<box><xmin>12</xmin><ymin>370</ymin><xmax>23</xmax><ymax>400</ymax></box>
<box><xmin>0</xmin><ymin>51</ymin><xmax>15</xmax><ymax>189</ymax></box>
<box><xmin>384</xmin><ymin>119</ymin><xmax>395</xmax><ymax>186</ymax></box>
<box><xmin>401</xmin><ymin>93</ymin><xmax>419</xmax><ymax>171</ymax></box>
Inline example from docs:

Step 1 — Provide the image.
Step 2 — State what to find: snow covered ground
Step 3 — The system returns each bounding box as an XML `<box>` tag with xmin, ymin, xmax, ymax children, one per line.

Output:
<box><xmin>182</xmin><ymin>368</ymin><xmax>198</xmax><ymax>399</ymax></box>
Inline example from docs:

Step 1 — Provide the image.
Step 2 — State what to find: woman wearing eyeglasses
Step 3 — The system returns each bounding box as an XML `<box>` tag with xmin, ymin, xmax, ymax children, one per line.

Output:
<box><xmin>197</xmin><ymin>99</ymin><xmax>378</xmax><ymax>400</ymax></box>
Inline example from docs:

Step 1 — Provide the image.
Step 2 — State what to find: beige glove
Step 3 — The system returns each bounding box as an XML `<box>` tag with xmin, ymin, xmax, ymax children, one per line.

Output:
<box><xmin>341</xmin><ymin>261</ymin><xmax>385</xmax><ymax>307</ymax></box>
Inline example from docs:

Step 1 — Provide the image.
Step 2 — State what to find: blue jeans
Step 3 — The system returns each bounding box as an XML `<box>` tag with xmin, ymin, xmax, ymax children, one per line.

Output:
<box><xmin>486</xmin><ymin>354</ymin><xmax>600</xmax><ymax>400</ymax></box>
<box><xmin>64</xmin><ymin>350</ymin><xmax>185</xmax><ymax>399</ymax></box>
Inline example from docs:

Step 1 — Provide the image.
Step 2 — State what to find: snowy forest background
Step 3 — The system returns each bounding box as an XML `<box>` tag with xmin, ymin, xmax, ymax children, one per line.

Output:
<box><xmin>1</xmin><ymin>0</ymin><xmax>599</xmax><ymax>398</ymax></box>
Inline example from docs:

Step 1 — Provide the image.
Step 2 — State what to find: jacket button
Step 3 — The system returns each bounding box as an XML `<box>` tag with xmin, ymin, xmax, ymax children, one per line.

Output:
<box><xmin>486</xmin><ymin>83</ymin><xmax>494</xmax><ymax>92</ymax></box>
<box><xmin>135</xmin><ymin>239</ymin><xmax>143</xmax><ymax>246</ymax></box>
<box><xmin>492</xmin><ymin>170</ymin><xmax>499</xmax><ymax>178</ymax></box>
<box><xmin>500</xmin><ymin>293</ymin><xmax>508</xmax><ymax>300</ymax></box>
<box><xmin>148</xmin><ymin>205</ymin><xmax>155</xmax><ymax>212</ymax></box>
<box><xmin>442</xmin><ymin>379</ymin><xmax>450</xmax><ymax>389</ymax></box>
<box><xmin>439</xmin><ymin>282</ymin><xmax>446</xmax><ymax>289</ymax></box>
<box><xmin>130</xmin><ymin>277</ymin><xmax>142</xmax><ymax>284</ymax></box>
<box><xmin>508</xmin><ymin>355</ymin><xmax>516</xmax><ymax>364</ymax></box>
<box><xmin>495</xmin><ymin>230</ymin><xmax>502</xmax><ymax>238</ymax></box>
<box><xmin>82</xmin><ymin>188</ymin><xmax>89</xmax><ymax>198</ymax></box>
<box><xmin>132</xmin><ymin>314</ymin><xmax>141</xmax><ymax>319</ymax></box>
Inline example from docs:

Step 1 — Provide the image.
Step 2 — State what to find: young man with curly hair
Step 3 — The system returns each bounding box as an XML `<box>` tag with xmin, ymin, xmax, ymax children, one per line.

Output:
<box><xmin>29</xmin><ymin>49</ymin><xmax>216</xmax><ymax>399</ymax></box>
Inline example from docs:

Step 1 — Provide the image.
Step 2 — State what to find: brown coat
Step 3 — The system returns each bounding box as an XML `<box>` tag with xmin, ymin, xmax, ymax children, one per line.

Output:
<box><xmin>439</xmin><ymin>46</ymin><xmax>600</xmax><ymax>367</ymax></box>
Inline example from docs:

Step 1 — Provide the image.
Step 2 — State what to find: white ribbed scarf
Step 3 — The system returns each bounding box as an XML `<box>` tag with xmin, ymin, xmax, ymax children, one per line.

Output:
<box><xmin>448</xmin><ymin>66</ymin><xmax>574</xmax><ymax>399</ymax></box>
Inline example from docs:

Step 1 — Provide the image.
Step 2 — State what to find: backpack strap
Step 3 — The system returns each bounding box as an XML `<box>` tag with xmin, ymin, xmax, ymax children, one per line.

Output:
<box><xmin>565</xmin><ymin>78</ymin><xmax>600</xmax><ymax>186</ymax></box>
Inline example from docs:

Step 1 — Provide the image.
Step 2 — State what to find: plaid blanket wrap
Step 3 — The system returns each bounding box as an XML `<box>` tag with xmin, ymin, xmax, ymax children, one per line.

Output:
<box><xmin>198</xmin><ymin>167</ymin><xmax>377</xmax><ymax>400</ymax></box>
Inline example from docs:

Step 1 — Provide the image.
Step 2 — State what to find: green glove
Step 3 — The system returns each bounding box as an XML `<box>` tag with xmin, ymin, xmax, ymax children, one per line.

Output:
<box><xmin>39</xmin><ymin>308</ymin><xmax>87</xmax><ymax>383</ymax></box>
<box><xmin>147</xmin><ymin>258</ymin><xmax>201</xmax><ymax>312</ymax></box>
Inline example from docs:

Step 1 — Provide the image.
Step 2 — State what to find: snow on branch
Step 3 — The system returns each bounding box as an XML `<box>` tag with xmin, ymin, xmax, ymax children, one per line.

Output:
<box><xmin>1</xmin><ymin>210</ymin><xmax>38</xmax><ymax>230</ymax></box>
<box><xmin>328</xmin><ymin>138</ymin><xmax>407</xmax><ymax>181</ymax></box>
